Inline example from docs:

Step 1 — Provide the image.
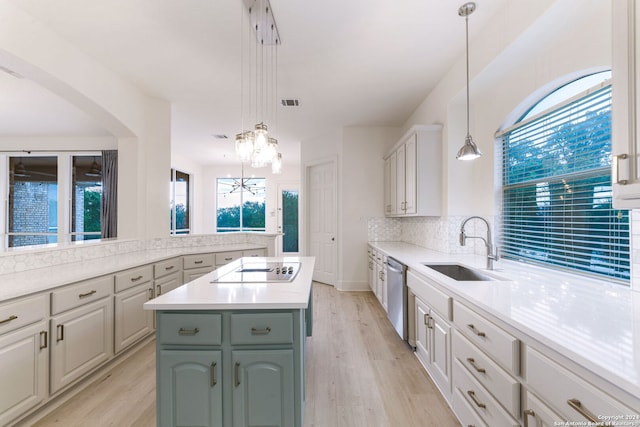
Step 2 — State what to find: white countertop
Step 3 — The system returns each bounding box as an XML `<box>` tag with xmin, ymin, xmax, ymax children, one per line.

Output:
<box><xmin>0</xmin><ymin>244</ymin><xmax>266</xmax><ymax>302</ymax></box>
<box><xmin>144</xmin><ymin>256</ymin><xmax>315</xmax><ymax>310</ymax></box>
<box><xmin>371</xmin><ymin>241</ymin><xmax>640</xmax><ymax>402</ymax></box>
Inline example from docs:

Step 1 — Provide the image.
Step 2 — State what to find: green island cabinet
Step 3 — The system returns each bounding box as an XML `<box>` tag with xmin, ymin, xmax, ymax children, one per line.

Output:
<box><xmin>155</xmin><ymin>309</ymin><xmax>307</xmax><ymax>427</ymax></box>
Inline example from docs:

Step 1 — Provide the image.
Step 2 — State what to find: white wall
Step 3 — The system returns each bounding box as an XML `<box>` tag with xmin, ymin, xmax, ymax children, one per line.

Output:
<box><xmin>0</xmin><ymin>1</ymin><xmax>172</xmax><ymax>240</ymax></box>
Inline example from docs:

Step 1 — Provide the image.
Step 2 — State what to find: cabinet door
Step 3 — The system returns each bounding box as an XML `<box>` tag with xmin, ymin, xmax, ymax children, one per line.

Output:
<box><xmin>114</xmin><ymin>283</ymin><xmax>154</xmax><ymax>354</ymax></box>
<box><xmin>612</xmin><ymin>0</ymin><xmax>640</xmax><ymax>207</ymax></box>
<box><xmin>158</xmin><ymin>350</ymin><xmax>222</xmax><ymax>427</ymax></box>
<box><xmin>429</xmin><ymin>309</ymin><xmax>451</xmax><ymax>396</ymax></box>
<box><xmin>523</xmin><ymin>391</ymin><xmax>565</xmax><ymax>427</ymax></box>
<box><xmin>232</xmin><ymin>349</ymin><xmax>295</xmax><ymax>427</ymax></box>
<box><xmin>50</xmin><ymin>298</ymin><xmax>113</xmax><ymax>394</ymax></box>
<box><xmin>0</xmin><ymin>321</ymin><xmax>48</xmax><ymax>426</ymax></box>
<box><xmin>415</xmin><ymin>298</ymin><xmax>430</xmax><ymax>368</ymax></box>
<box><xmin>403</xmin><ymin>134</ymin><xmax>417</xmax><ymax>214</ymax></box>
<box><xmin>368</xmin><ymin>257</ymin><xmax>375</xmax><ymax>291</ymax></box>
<box><xmin>395</xmin><ymin>144</ymin><xmax>406</xmax><ymax>213</ymax></box>
<box><xmin>384</xmin><ymin>153</ymin><xmax>397</xmax><ymax>216</ymax></box>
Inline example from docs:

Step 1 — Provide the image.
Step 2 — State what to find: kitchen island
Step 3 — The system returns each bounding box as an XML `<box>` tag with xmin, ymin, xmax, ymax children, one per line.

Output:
<box><xmin>144</xmin><ymin>256</ymin><xmax>315</xmax><ymax>427</ymax></box>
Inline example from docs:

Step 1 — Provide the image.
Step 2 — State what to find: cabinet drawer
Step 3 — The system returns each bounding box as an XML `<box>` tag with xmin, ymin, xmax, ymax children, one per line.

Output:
<box><xmin>0</xmin><ymin>294</ymin><xmax>48</xmax><ymax>335</ymax></box>
<box><xmin>154</xmin><ymin>258</ymin><xmax>181</xmax><ymax>279</ymax></box>
<box><xmin>215</xmin><ymin>251</ymin><xmax>242</xmax><ymax>266</ymax></box>
<box><xmin>408</xmin><ymin>271</ymin><xmax>452</xmax><ymax>319</ymax></box>
<box><xmin>243</xmin><ymin>248</ymin><xmax>266</xmax><ymax>257</ymax></box>
<box><xmin>51</xmin><ymin>275</ymin><xmax>113</xmax><ymax>315</ymax></box>
<box><xmin>526</xmin><ymin>347</ymin><xmax>638</xmax><ymax>423</ymax></box>
<box><xmin>157</xmin><ymin>313</ymin><xmax>222</xmax><ymax>345</ymax></box>
<box><xmin>454</xmin><ymin>301</ymin><xmax>519</xmax><ymax>374</ymax></box>
<box><xmin>115</xmin><ymin>265</ymin><xmax>153</xmax><ymax>293</ymax></box>
<box><xmin>453</xmin><ymin>331</ymin><xmax>520</xmax><ymax>418</ymax></box>
<box><xmin>452</xmin><ymin>387</ymin><xmax>488</xmax><ymax>427</ymax></box>
<box><xmin>183</xmin><ymin>253</ymin><xmax>214</xmax><ymax>270</ymax></box>
<box><xmin>230</xmin><ymin>313</ymin><xmax>293</xmax><ymax>345</ymax></box>
<box><xmin>453</xmin><ymin>359</ymin><xmax>519</xmax><ymax>427</ymax></box>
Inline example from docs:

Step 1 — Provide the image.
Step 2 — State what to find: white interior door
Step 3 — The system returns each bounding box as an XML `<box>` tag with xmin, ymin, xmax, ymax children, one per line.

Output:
<box><xmin>277</xmin><ymin>183</ymin><xmax>300</xmax><ymax>256</ymax></box>
<box><xmin>307</xmin><ymin>160</ymin><xmax>337</xmax><ymax>286</ymax></box>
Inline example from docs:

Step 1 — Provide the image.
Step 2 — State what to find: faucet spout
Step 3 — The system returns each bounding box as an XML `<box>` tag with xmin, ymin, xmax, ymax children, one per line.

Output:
<box><xmin>459</xmin><ymin>216</ymin><xmax>499</xmax><ymax>270</ymax></box>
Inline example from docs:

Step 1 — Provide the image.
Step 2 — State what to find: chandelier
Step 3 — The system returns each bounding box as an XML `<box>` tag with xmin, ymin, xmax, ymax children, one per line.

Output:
<box><xmin>236</xmin><ymin>0</ymin><xmax>283</xmax><ymax>174</ymax></box>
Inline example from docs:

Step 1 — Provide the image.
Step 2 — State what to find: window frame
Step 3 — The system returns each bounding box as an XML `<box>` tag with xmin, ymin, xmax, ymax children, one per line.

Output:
<box><xmin>216</xmin><ymin>177</ymin><xmax>266</xmax><ymax>233</ymax></box>
<box><xmin>170</xmin><ymin>168</ymin><xmax>191</xmax><ymax>235</ymax></box>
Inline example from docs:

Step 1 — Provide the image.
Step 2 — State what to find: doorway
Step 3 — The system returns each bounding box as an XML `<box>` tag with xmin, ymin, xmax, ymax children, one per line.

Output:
<box><xmin>306</xmin><ymin>159</ymin><xmax>337</xmax><ymax>286</ymax></box>
<box><xmin>277</xmin><ymin>184</ymin><xmax>300</xmax><ymax>255</ymax></box>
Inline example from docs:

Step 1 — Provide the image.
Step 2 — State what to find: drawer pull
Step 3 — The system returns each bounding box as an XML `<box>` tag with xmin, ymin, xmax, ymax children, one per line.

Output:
<box><xmin>251</xmin><ymin>327</ymin><xmax>272</xmax><ymax>335</ymax></box>
<box><xmin>467</xmin><ymin>324</ymin><xmax>486</xmax><ymax>337</ymax></box>
<box><xmin>165</xmin><ymin>265</ymin><xmax>175</xmax><ymax>270</ymax></box>
<box><xmin>56</xmin><ymin>324</ymin><xmax>64</xmax><ymax>342</ymax></box>
<box><xmin>178</xmin><ymin>327</ymin><xmax>200</xmax><ymax>336</ymax></box>
<box><xmin>131</xmin><ymin>275</ymin><xmax>144</xmax><ymax>282</ymax></box>
<box><xmin>224</xmin><ymin>257</ymin><xmax>233</xmax><ymax>261</ymax></box>
<box><xmin>523</xmin><ymin>409</ymin><xmax>535</xmax><ymax>427</ymax></box>
<box><xmin>40</xmin><ymin>330</ymin><xmax>48</xmax><ymax>350</ymax></box>
<box><xmin>194</xmin><ymin>260</ymin><xmax>204</xmax><ymax>264</ymax></box>
<box><xmin>210</xmin><ymin>362</ymin><xmax>217</xmax><ymax>387</ymax></box>
<box><xmin>78</xmin><ymin>290</ymin><xmax>97</xmax><ymax>298</ymax></box>
<box><xmin>567</xmin><ymin>398</ymin><xmax>603</xmax><ymax>424</ymax></box>
<box><xmin>466</xmin><ymin>357</ymin><xmax>486</xmax><ymax>374</ymax></box>
<box><xmin>0</xmin><ymin>315</ymin><xmax>18</xmax><ymax>324</ymax></box>
<box><xmin>466</xmin><ymin>390</ymin><xmax>486</xmax><ymax>409</ymax></box>
<box><xmin>234</xmin><ymin>362</ymin><xmax>240</xmax><ymax>387</ymax></box>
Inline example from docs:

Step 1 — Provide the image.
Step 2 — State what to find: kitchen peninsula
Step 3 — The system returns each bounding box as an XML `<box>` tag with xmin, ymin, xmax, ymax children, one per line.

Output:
<box><xmin>144</xmin><ymin>256</ymin><xmax>315</xmax><ymax>427</ymax></box>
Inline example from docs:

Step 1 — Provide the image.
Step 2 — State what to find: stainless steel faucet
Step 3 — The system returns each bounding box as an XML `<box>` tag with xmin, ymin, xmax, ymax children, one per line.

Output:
<box><xmin>459</xmin><ymin>216</ymin><xmax>499</xmax><ymax>270</ymax></box>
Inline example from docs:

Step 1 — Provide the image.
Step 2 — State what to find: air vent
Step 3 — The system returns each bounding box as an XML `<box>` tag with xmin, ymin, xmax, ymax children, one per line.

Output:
<box><xmin>0</xmin><ymin>65</ymin><xmax>23</xmax><ymax>79</ymax></box>
<box><xmin>281</xmin><ymin>99</ymin><xmax>300</xmax><ymax>107</ymax></box>
<box><xmin>212</xmin><ymin>134</ymin><xmax>228</xmax><ymax>139</ymax></box>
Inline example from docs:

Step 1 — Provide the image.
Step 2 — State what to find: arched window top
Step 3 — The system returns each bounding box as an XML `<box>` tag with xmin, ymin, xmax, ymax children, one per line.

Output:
<box><xmin>520</xmin><ymin>70</ymin><xmax>612</xmax><ymax>122</ymax></box>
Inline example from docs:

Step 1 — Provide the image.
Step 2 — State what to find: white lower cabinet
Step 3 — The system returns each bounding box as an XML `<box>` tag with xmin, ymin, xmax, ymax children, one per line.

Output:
<box><xmin>0</xmin><ymin>320</ymin><xmax>48</xmax><ymax>426</ymax></box>
<box><xmin>522</xmin><ymin>390</ymin><xmax>565</xmax><ymax>427</ymax></box>
<box><xmin>114</xmin><ymin>282</ymin><xmax>154</xmax><ymax>354</ymax></box>
<box><xmin>50</xmin><ymin>297</ymin><xmax>113</xmax><ymax>394</ymax></box>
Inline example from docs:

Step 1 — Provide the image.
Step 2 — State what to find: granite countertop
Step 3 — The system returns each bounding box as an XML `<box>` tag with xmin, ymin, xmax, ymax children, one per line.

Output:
<box><xmin>0</xmin><ymin>243</ymin><xmax>266</xmax><ymax>302</ymax></box>
<box><xmin>370</xmin><ymin>241</ymin><xmax>640</xmax><ymax>402</ymax></box>
<box><xmin>144</xmin><ymin>257</ymin><xmax>315</xmax><ymax>310</ymax></box>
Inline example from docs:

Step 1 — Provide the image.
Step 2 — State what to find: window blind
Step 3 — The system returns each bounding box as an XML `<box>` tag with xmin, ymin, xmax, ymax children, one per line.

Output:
<box><xmin>501</xmin><ymin>82</ymin><xmax>630</xmax><ymax>282</ymax></box>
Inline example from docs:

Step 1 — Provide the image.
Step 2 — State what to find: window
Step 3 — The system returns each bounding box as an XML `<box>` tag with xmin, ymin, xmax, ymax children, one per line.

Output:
<box><xmin>72</xmin><ymin>156</ymin><xmax>102</xmax><ymax>241</ymax></box>
<box><xmin>499</xmin><ymin>72</ymin><xmax>630</xmax><ymax>282</ymax></box>
<box><xmin>8</xmin><ymin>156</ymin><xmax>58</xmax><ymax>247</ymax></box>
<box><xmin>170</xmin><ymin>169</ymin><xmax>190</xmax><ymax>235</ymax></box>
<box><xmin>216</xmin><ymin>177</ymin><xmax>266</xmax><ymax>232</ymax></box>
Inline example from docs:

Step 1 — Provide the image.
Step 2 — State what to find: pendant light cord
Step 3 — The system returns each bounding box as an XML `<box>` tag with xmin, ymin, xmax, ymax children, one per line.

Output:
<box><xmin>465</xmin><ymin>12</ymin><xmax>470</xmax><ymax>138</ymax></box>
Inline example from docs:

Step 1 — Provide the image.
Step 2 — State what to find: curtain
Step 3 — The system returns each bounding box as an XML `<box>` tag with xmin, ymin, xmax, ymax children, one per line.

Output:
<box><xmin>101</xmin><ymin>150</ymin><xmax>118</xmax><ymax>239</ymax></box>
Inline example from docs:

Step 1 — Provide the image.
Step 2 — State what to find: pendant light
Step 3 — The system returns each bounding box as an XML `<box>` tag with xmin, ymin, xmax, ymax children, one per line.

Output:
<box><xmin>456</xmin><ymin>2</ymin><xmax>482</xmax><ymax>161</ymax></box>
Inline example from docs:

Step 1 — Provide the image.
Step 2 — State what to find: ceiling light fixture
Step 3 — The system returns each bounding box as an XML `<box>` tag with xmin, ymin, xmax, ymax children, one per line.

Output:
<box><xmin>235</xmin><ymin>0</ymin><xmax>283</xmax><ymax>174</ymax></box>
<box><xmin>456</xmin><ymin>2</ymin><xmax>482</xmax><ymax>161</ymax></box>
<box><xmin>85</xmin><ymin>157</ymin><xmax>102</xmax><ymax>177</ymax></box>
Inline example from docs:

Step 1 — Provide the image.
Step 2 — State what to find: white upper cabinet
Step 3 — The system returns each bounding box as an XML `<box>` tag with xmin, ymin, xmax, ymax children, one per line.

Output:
<box><xmin>384</xmin><ymin>125</ymin><xmax>442</xmax><ymax>217</ymax></box>
<box><xmin>612</xmin><ymin>0</ymin><xmax>640</xmax><ymax>207</ymax></box>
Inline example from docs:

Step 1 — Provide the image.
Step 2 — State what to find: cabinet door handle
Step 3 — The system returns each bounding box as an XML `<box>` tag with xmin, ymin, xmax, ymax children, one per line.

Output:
<box><xmin>56</xmin><ymin>324</ymin><xmax>64</xmax><ymax>342</ymax></box>
<box><xmin>0</xmin><ymin>315</ymin><xmax>18</xmax><ymax>324</ymax></box>
<box><xmin>467</xmin><ymin>324</ymin><xmax>486</xmax><ymax>337</ymax></box>
<box><xmin>131</xmin><ymin>275</ymin><xmax>143</xmax><ymax>282</ymax></box>
<box><xmin>523</xmin><ymin>409</ymin><xmax>535</xmax><ymax>427</ymax></box>
<box><xmin>423</xmin><ymin>313</ymin><xmax>429</xmax><ymax>325</ymax></box>
<box><xmin>194</xmin><ymin>260</ymin><xmax>204</xmax><ymax>264</ymax></box>
<box><xmin>40</xmin><ymin>330</ymin><xmax>48</xmax><ymax>350</ymax></box>
<box><xmin>466</xmin><ymin>358</ymin><xmax>486</xmax><ymax>373</ymax></box>
<box><xmin>251</xmin><ymin>327</ymin><xmax>272</xmax><ymax>335</ymax></box>
<box><xmin>234</xmin><ymin>362</ymin><xmax>240</xmax><ymax>387</ymax></box>
<box><xmin>567</xmin><ymin>399</ymin><xmax>603</xmax><ymax>424</ymax></box>
<box><xmin>165</xmin><ymin>265</ymin><xmax>175</xmax><ymax>271</ymax></box>
<box><xmin>156</xmin><ymin>285</ymin><xmax>161</xmax><ymax>296</ymax></box>
<box><xmin>178</xmin><ymin>327</ymin><xmax>199</xmax><ymax>336</ymax></box>
<box><xmin>78</xmin><ymin>290</ymin><xmax>97</xmax><ymax>298</ymax></box>
<box><xmin>210</xmin><ymin>362</ymin><xmax>217</xmax><ymax>387</ymax></box>
<box><xmin>613</xmin><ymin>153</ymin><xmax>629</xmax><ymax>185</ymax></box>
<box><xmin>466</xmin><ymin>390</ymin><xmax>486</xmax><ymax>409</ymax></box>
<box><xmin>148</xmin><ymin>288</ymin><xmax>154</xmax><ymax>300</ymax></box>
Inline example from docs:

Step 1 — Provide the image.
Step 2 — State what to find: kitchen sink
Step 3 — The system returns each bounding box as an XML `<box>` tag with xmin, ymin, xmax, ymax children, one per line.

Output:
<box><xmin>422</xmin><ymin>263</ymin><xmax>496</xmax><ymax>281</ymax></box>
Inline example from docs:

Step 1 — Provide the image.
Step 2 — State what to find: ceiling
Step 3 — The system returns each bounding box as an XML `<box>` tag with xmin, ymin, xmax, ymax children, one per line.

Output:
<box><xmin>2</xmin><ymin>0</ymin><xmax>508</xmax><ymax>166</ymax></box>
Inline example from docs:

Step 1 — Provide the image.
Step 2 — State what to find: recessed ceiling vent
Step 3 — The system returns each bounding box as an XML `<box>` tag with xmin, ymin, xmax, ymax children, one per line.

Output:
<box><xmin>0</xmin><ymin>65</ymin><xmax>23</xmax><ymax>79</ymax></box>
<box><xmin>213</xmin><ymin>134</ymin><xmax>228</xmax><ymax>139</ymax></box>
<box><xmin>281</xmin><ymin>99</ymin><xmax>300</xmax><ymax>107</ymax></box>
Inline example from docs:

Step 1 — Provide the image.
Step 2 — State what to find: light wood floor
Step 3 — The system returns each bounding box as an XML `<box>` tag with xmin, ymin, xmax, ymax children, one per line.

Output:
<box><xmin>33</xmin><ymin>283</ymin><xmax>460</xmax><ymax>427</ymax></box>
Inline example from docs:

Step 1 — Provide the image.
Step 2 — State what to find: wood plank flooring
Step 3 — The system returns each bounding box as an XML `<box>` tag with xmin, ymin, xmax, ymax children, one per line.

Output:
<box><xmin>32</xmin><ymin>283</ymin><xmax>460</xmax><ymax>427</ymax></box>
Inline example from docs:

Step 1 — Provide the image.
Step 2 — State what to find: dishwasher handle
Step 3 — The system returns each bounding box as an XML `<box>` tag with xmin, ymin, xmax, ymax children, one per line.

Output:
<box><xmin>386</xmin><ymin>258</ymin><xmax>406</xmax><ymax>274</ymax></box>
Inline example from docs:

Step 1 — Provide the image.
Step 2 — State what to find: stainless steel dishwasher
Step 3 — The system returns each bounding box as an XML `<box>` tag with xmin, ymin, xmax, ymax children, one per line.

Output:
<box><xmin>386</xmin><ymin>257</ymin><xmax>408</xmax><ymax>342</ymax></box>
